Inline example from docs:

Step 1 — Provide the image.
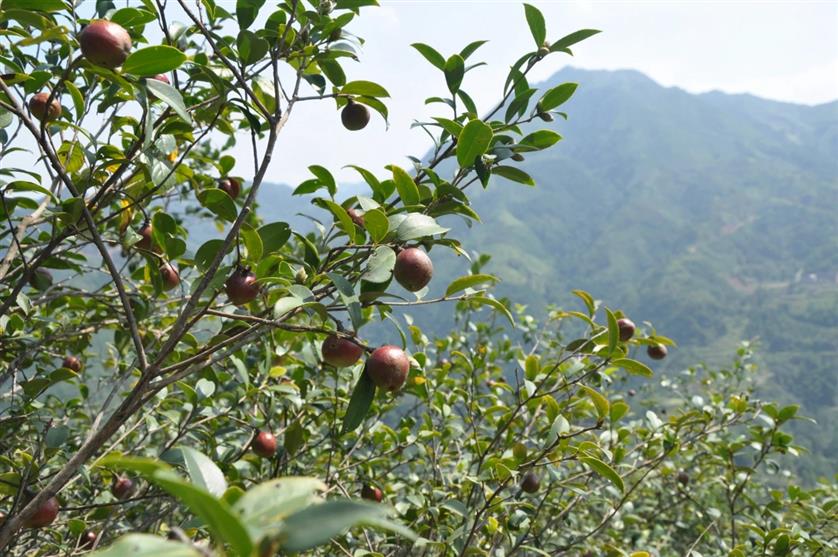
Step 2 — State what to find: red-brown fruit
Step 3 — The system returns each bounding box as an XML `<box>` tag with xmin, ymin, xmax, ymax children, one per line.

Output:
<box><xmin>521</xmin><ymin>471</ymin><xmax>540</xmax><ymax>493</ymax></box>
<box><xmin>225</xmin><ymin>267</ymin><xmax>259</xmax><ymax>305</ymax></box>
<box><xmin>22</xmin><ymin>496</ymin><xmax>59</xmax><ymax>528</ymax></box>
<box><xmin>112</xmin><ymin>476</ymin><xmax>135</xmax><ymax>500</ymax></box>
<box><xmin>647</xmin><ymin>344</ymin><xmax>668</xmax><ymax>360</ymax></box>
<box><xmin>151</xmin><ymin>74</ymin><xmax>170</xmax><ymax>85</ymax></box>
<box><xmin>347</xmin><ymin>208</ymin><xmax>365</xmax><ymax>228</ymax></box>
<box><xmin>136</xmin><ymin>221</ymin><xmax>153</xmax><ymax>251</ymax></box>
<box><xmin>160</xmin><ymin>263</ymin><xmax>180</xmax><ymax>291</ymax></box>
<box><xmin>361</xmin><ymin>484</ymin><xmax>383</xmax><ymax>503</ymax></box>
<box><xmin>218</xmin><ymin>177</ymin><xmax>241</xmax><ymax>199</ymax></box>
<box><xmin>677</xmin><ymin>471</ymin><xmax>689</xmax><ymax>486</ymax></box>
<box><xmin>366</xmin><ymin>345</ymin><xmax>410</xmax><ymax>392</ymax></box>
<box><xmin>617</xmin><ymin>318</ymin><xmax>635</xmax><ymax>342</ymax></box>
<box><xmin>393</xmin><ymin>247</ymin><xmax>433</xmax><ymax>292</ymax></box>
<box><xmin>252</xmin><ymin>430</ymin><xmax>277</xmax><ymax>458</ymax></box>
<box><xmin>322</xmin><ymin>334</ymin><xmax>364</xmax><ymax>368</ymax></box>
<box><xmin>341</xmin><ymin>99</ymin><xmax>370</xmax><ymax>131</ymax></box>
<box><xmin>79</xmin><ymin>530</ymin><xmax>98</xmax><ymax>550</ymax></box>
<box><xmin>627</xmin><ymin>388</ymin><xmax>637</xmax><ymax>397</ymax></box>
<box><xmin>63</xmin><ymin>355</ymin><xmax>82</xmax><ymax>372</ymax></box>
<box><xmin>78</xmin><ymin>20</ymin><xmax>132</xmax><ymax>69</ymax></box>
<box><xmin>28</xmin><ymin>268</ymin><xmax>53</xmax><ymax>291</ymax></box>
<box><xmin>28</xmin><ymin>92</ymin><xmax>61</xmax><ymax>122</ymax></box>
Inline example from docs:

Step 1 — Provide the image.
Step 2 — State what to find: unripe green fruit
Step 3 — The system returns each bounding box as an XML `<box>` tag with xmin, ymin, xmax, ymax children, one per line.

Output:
<box><xmin>295</xmin><ymin>267</ymin><xmax>308</xmax><ymax>284</ymax></box>
<box><xmin>511</xmin><ymin>153</ymin><xmax>525</xmax><ymax>162</ymax></box>
<box><xmin>28</xmin><ymin>268</ymin><xmax>53</xmax><ymax>291</ymax></box>
<box><xmin>78</xmin><ymin>20</ymin><xmax>132</xmax><ymax>69</ymax></box>
<box><xmin>341</xmin><ymin>99</ymin><xmax>370</xmax><ymax>131</ymax></box>
<box><xmin>538</xmin><ymin>111</ymin><xmax>555</xmax><ymax>122</ymax></box>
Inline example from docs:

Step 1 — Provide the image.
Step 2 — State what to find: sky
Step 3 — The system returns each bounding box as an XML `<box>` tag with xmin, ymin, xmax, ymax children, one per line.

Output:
<box><xmin>259</xmin><ymin>0</ymin><xmax>838</xmax><ymax>186</ymax></box>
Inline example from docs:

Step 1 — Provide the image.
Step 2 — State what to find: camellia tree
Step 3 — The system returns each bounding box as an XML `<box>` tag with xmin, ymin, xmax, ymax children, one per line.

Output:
<box><xmin>0</xmin><ymin>0</ymin><xmax>835</xmax><ymax>556</ymax></box>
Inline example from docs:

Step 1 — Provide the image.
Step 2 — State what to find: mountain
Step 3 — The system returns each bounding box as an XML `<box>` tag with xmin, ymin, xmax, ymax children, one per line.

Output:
<box><xmin>439</xmin><ymin>67</ymin><xmax>838</xmax><ymax>480</ymax></box>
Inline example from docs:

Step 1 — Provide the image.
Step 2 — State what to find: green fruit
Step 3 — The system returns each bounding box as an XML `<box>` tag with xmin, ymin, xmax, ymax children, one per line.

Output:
<box><xmin>341</xmin><ymin>99</ymin><xmax>370</xmax><ymax>131</ymax></box>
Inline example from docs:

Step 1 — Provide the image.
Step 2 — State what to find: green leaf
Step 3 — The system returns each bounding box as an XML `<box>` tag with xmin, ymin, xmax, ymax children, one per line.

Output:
<box><xmin>63</xmin><ymin>79</ymin><xmax>84</xmax><ymax>118</ymax></box>
<box><xmin>390</xmin><ymin>165</ymin><xmax>420</xmax><ymax>206</ymax></box>
<box><xmin>363</xmin><ymin>208</ymin><xmax>389</xmax><ymax>243</ymax></box>
<box><xmin>90</xmin><ymin>534</ymin><xmax>202</xmax><ymax>557</ymax></box>
<box><xmin>258</xmin><ymin>222</ymin><xmax>291</xmax><ymax>254</ymax></box>
<box><xmin>279</xmin><ymin>500</ymin><xmax>415</xmax><ymax>552</ymax></box>
<box><xmin>151</xmin><ymin>471</ymin><xmax>253</xmax><ymax>557</ymax></box>
<box><xmin>179</xmin><ymin>447</ymin><xmax>227</xmax><ymax>498</ymax></box>
<box><xmin>123</xmin><ymin>46</ymin><xmax>187</xmax><ymax>76</ymax></box>
<box><xmin>550</xmin><ymin>29</ymin><xmax>601</xmax><ymax>53</ymax></box>
<box><xmin>411</xmin><ymin>43</ymin><xmax>445</xmax><ymax>70</ymax></box>
<box><xmin>147</xmin><ymin>78</ymin><xmax>192</xmax><ymax>123</ymax></box>
<box><xmin>195</xmin><ymin>240</ymin><xmax>227</xmax><ymax>272</ymax></box>
<box><xmin>470</xmin><ymin>296</ymin><xmax>514</xmax><ymax>325</ymax></box>
<box><xmin>95</xmin><ymin>454</ymin><xmax>173</xmax><ymax>477</ymax></box>
<box><xmin>580</xmin><ymin>456</ymin><xmax>624</xmax><ymax>492</ymax></box>
<box><xmin>234</xmin><ymin>477</ymin><xmax>326</xmax><ymax>539</ymax></box>
<box><xmin>394</xmin><ymin>213</ymin><xmax>449</xmax><ymax>241</ymax></box>
<box><xmin>580</xmin><ymin>385</ymin><xmax>609</xmax><ymax>420</ymax></box>
<box><xmin>520</xmin><ymin>130</ymin><xmax>562</xmax><ymax>150</ymax></box>
<box><xmin>361</xmin><ymin>246</ymin><xmax>396</xmax><ymax>283</ymax></box>
<box><xmin>237</xmin><ymin>30</ymin><xmax>270</xmax><ymax>65</ymax></box>
<box><xmin>523</xmin><ymin>4</ymin><xmax>546</xmax><ymax>47</ymax></box>
<box><xmin>274</xmin><ymin>296</ymin><xmax>303</xmax><ymax>319</ymax></box>
<box><xmin>444</xmin><ymin>54</ymin><xmax>465</xmax><ymax>94</ymax></box>
<box><xmin>241</xmin><ymin>225</ymin><xmax>263</xmax><ymax>262</ymax></box>
<box><xmin>605</xmin><ymin>307</ymin><xmax>619</xmax><ymax>356</ymax></box>
<box><xmin>460</xmin><ymin>40</ymin><xmax>488</xmax><ymax>60</ymax></box>
<box><xmin>538</xmin><ymin>82</ymin><xmax>578</xmax><ymax>111</ymax></box>
<box><xmin>456</xmin><ymin>119</ymin><xmax>493</xmax><ymax>167</ymax></box>
<box><xmin>341</xmin><ymin>80</ymin><xmax>389</xmax><ymax>98</ymax></box>
<box><xmin>236</xmin><ymin>0</ymin><xmax>266</xmax><ymax>29</ymax></box>
<box><xmin>321</xmin><ymin>199</ymin><xmax>356</xmax><ymax>243</ymax></box>
<box><xmin>492</xmin><ymin>166</ymin><xmax>535</xmax><ymax>186</ymax></box>
<box><xmin>198</xmin><ymin>189</ymin><xmax>237</xmax><ymax>222</ymax></box>
<box><xmin>328</xmin><ymin>272</ymin><xmax>362</xmax><ymax>331</ymax></box>
<box><xmin>445</xmin><ymin>274</ymin><xmax>498</xmax><ymax>297</ymax></box>
<box><xmin>341</xmin><ymin>372</ymin><xmax>376</xmax><ymax>435</ymax></box>
<box><xmin>610</xmin><ymin>358</ymin><xmax>653</xmax><ymax>378</ymax></box>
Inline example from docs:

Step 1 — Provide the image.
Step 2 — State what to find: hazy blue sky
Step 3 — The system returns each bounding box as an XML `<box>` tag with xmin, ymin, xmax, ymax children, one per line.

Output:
<box><xmin>262</xmin><ymin>0</ymin><xmax>838</xmax><ymax>185</ymax></box>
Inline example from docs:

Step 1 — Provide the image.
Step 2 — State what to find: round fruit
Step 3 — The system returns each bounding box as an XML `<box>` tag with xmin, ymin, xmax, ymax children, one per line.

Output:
<box><xmin>78</xmin><ymin>20</ymin><xmax>132</xmax><ymax>69</ymax></box>
<box><xmin>136</xmin><ymin>221</ymin><xmax>153</xmax><ymax>251</ymax></box>
<box><xmin>160</xmin><ymin>263</ymin><xmax>180</xmax><ymax>291</ymax></box>
<box><xmin>252</xmin><ymin>430</ymin><xmax>277</xmax><ymax>458</ymax></box>
<box><xmin>63</xmin><ymin>355</ymin><xmax>82</xmax><ymax>372</ymax></box>
<box><xmin>677</xmin><ymin>471</ymin><xmax>689</xmax><ymax>486</ymax></box>
<box><xmin>28</xmin><ymin>92</ymin><xmax>61</xmax><ymax>122</ymax></box>
<box><xmin>393</xmin><ymin>247</ymin><xmax>433</xmax><ymax>292</ymax></box>
<box><xmin>151</xmin><ymin>74</ymin><xmax>170</xmax><ymax>85</ymax></box>
<box><xmin>617</xmin><ymin>318</ymin><xmax>636</xmax><ymax>342</ymax></box>
<box><xmin>360</xmin><ymin>484</ymin><xmax>382</xmax><ymax>503</ymax></box>
<box><xmin>218</xmin><ymin>177</ymin><xmax>241</xmax><ymax>199</ymax></box>
<box><xmin>627</xmin><ymin>388</ymin><xmax>636</xmax><ymax>397</ymax></box>
<box><xmin>366</xmin><ymin>345</ymin><xmax>410</xmax><ymax>391</ymax></box>
<box><xmin>79</xmin><ymin>530</ymin><xmax>98</xmax><ymax>549</ymax></box>
<box><xmin>28</xmin><ymin>268</ymin><xmax>53</xmax><ymax>291</ymax></box>
<box><xmin>225</xmin><ymin>267</ymin><xmax>259</xmax><ymax>305</ymax></box>
<box><xmin>538</xmin><ymin>112</ymin><xmax>555</xmax><ymax>122</ymax></box>
<box><xmin>511</xmin><ymin>153</ymin><xmax>525</xmax><ymax>162</ymax></box>
<box><xmin>347</xmin><ymin>208</ymin><xmax>364</xmax><ymax>227</ymax></box>
<box><xmin>647</xmin><ymin>344</ymin><xmax>668</xmax><ymax>360</ymax></box>
<box><xmin>322</xmin><ymin>334</ymin><xmax>364</xmax><ymax>368</ymax></box>
<box><xmin>112</xmin><ymin>476</ymin><xmax>135</xmax><ymax>500</ymax></box>
<box><xmin>22</xmin><ymin>496</ymin><xmax>59</xmax><ymax>528</ymax></box>
<box><xmin>340</xmin><ymin>99</ymin><xmax>370</xmax><ymax>131</ymax></box>
<box><xmin>521</xmin><ymin>471</ymin><xmax>540</xmax><ymax>493</ymax></box>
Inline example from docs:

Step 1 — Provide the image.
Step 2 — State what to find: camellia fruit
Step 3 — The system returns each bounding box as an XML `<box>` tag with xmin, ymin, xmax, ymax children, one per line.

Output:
<box><xmin>225</xmin><ymin>267</ymin><xmax>259</xmax><ymax>305</ymax></box>
<box><xmin>322</xmin><ymin>334</ymin><xmax>364</xmax><ymax>368</ymax></box>
<box><xmin>366</xmin><ymin>345</ymin><xmax>410</xmax><ymax>391</ymax></box>
<box><xmin>677</xmin><ymin>471</ymin><xmax>689</xmax><ymax>486</ymax></box>
<box><xmin>78</xmin><ymin>20</ymin><xmax>132</xmax><ymax>69</ymax></box>
<box><xmin>63</xmin><ymin>355</ymin><xmax>82</xmax><ymax>372</ymax></box>
<box><xmin>647</xmin><ymin>344</ymin><xmax>668</xmax><ymax>360</ymax></box>
<box><xmin>393</xmin><ymin>247</ymin><xmax>433</xmax><ymax>292</ymax></box>
<box><xmin>28</xmin><ymin>92</ymin><xmax>61</xmax><ymax>122</ymax></box>
<box><xmin>521</xmin><ymin>471</ymin><xmax>540</xmax><ymax>493</ymax></box>
<box><xmin>361</xmin><ymin>484</ymin><xmax>383</xmax><ymax>503</ymax></box>
<box><xmin>160</xmin><ymin>263</ymin><xmax>180</xmax><ymax>291</ymax></box>
<box><xmin>347</xmin><ymin>207</ymin><xmax>365</xmax><ymax>227</ymax></box>
<box><xmin>218</xmin><ymin>177</ymin><xmax>241</xmax><ymax>199</ymax></box>
<box><xmin>151</xmin><ymin>74</ymin><xmax>170</xmax><ymax>85</ymax></box>
<box><xmin>79</xmin><ymin>530</ymin><xmax>99</xmax><ymax>549</ymax></box>
<box><xmin>136</xmin><ymin>221</ymin><xmax>153</xmax><ymax>251</ymax></box>
<box><xmin>252</xmin><ymin>430</ymin><xmax>277</xmax><ymax>458</ymax></box>
<box><xmin>617</xmin><ymin>318</ymin><xmax>636</xmax><ymax>342</ymax></box>
<box><xmin>112</xmin><ymin>476</ymin><xmax>135</xmax><ymax>500</ymax></box>
<box><xmin>28</xmin><ymin>268</ymin><xmax>53</xmax><ymax>291</ymax></box>
<box><xmin>341</xmin><ymin>99</ymin><xmax>370</xmax><ymax>131</ymax></box>
<box><xmin>22</xmin><ymin>496</ymin><xmax>60</xmax><ymax>528</ymax></box>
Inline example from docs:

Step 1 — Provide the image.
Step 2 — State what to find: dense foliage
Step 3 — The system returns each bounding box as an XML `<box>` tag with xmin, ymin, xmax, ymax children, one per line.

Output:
<box><xmin>0</xmin><ymin>1</ymin><xmax>834</xmax><ymax>556</ymax></box>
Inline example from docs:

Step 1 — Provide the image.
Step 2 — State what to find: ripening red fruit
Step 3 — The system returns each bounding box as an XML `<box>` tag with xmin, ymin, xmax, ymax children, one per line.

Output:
<box><xmin>341</xmin><ymin>99</ymin><xmax>370</xmax><ymax>131</ymax></box>
<box><xmin>520</xmin><ymin>471</ymin><xmax>540</xmax><ymax>493</ymax></box>
<box><xmin>218</xmin><ymin>177</ymin><xmax>241</xmax><ymax>199</ymax></box>
<box><xmin>151</xmin><ymin>74</ymin><xmax>170</xmax><ymax>85</ymax></box>
<box><xmin>647</xmin><ymin>344</ymin><xmax>668</xmax><ymax>360</ymax></box>
<box><xmin>22</xmin><ymin>496</ymin><xmax>60</xmax><ymax>528</ymax></box>
<box><xmin>321</xmin><ymin>334</ymin><xmax>364</xmax><ymax>368</ymax></box>
<box><xmin>112</xmin><ymin>476</ymin><xmax>135</xmax><ymax>500</ymax></box>
<box><xmin>160</xmin><ymin>263</ymin><xmax>180</xmax><ymax>291</ymax></box>
<box><xmin>361</xmin><ymin>484</ymin><xmax>383</xmax><ymax>503</ymax></box>
<box><xmin>28</xmin><ymin>92</ymin><xmax>61</xmax><ymax>122</ymax></box>
<box><xmin>393</xmin><ymin>247</ymin><xmax>433</xmax><ymax>292</ymax></box>
<box><xmin>252</xmin><ymin>430</ymin><xmax>277</xmax><ymax>458</ymax></box>
<box><xmin>225</xmin><ymin>267</ymin><xmax>259</xmax><ymax>305</ymax></box>
<box><xmin>677</xmin><ymin>471</ymin><xmax>689</xmax><ymax>486</ymax></box>
<box><xmin>366</xmin><ymin>345</ymin><xmax>410</xmax><ymax>391</ymax></box>
<box><xmin>78</xmin><ymin>20</ymin><xmax>132</xmax><ymax>69</ymax></box>
<box><xmin>347</xmin><ymin>208</ymin><xmax>365</xmax><ymax>228</ymax></box>
<box><xmin>63</xmin><ymin>355</ymin><xmax>82</xmax><ymax>372</ymax></box>
<box><xmin>79</xmin><ymin>530</ymin><xmax>98</xmax><ymax>549</ymax></box>
<box><xmin>136</xmin><ymin>221</ymin><xmax>153</xmax><ymax>251</ymax></box>
<box><xmin>627</xmin><ymin>388</ymin><xmax>637</xmax><ymax>397</ymax></box>
<box><xmin>617</xmin><ymin>318</ymin><xmax>635</xmax><ymax>342</ymax></box>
